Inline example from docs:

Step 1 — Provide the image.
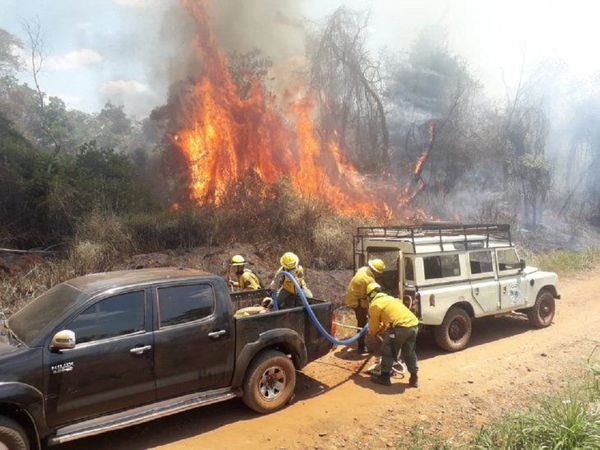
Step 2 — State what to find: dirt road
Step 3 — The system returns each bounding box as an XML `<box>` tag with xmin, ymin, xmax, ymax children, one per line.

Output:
<box><xmin>59</xmin><ymin>269</ymin><xmax>600</xmax><ymax>450</ymax></box>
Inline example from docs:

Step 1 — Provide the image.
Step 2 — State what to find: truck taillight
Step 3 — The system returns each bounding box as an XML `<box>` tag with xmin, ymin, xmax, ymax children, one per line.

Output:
<box><xmin>330</xmin><ymin>311</ymin><xmax>337</xmax><ymax>336</ymax></box>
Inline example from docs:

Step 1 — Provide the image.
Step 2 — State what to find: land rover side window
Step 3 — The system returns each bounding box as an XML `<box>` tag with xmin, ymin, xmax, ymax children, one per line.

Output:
<box><xmin>497</xmin><ymin>248</ymin><xmax>520</xmax><ymax>271</ymax></box>
<box><xmin>423</xmin><ymin>255</ymin><xmax>461</xmax><ymax>279</ymax></box>
<box><xmin>404</xmin><ymin>257</ymin><xmax>415</xmax><ymax>281</ymax></box>
<box><xmin>158</xmin><ymin>284</ymin><xmax>214</xmax><ymax>327</ymax></box>
<box><xmin>470</xmin><ymin>250</ymin><xmax>494</xmax><ymax>274</ymax></box>
<box><xmin>68</xmin><ymin>291</ymin><xmax>145</xmax><ymax>344</ymax></box>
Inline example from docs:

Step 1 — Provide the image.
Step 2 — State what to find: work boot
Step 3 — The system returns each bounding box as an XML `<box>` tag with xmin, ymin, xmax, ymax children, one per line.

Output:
<box><xmin>357</xmin><ymin>345</ymin><xmax>370</xmax><ymax>356</ymax></box>
<box><xmin>371</xmin><ymin>373</ymin><xmax>391</xmax><ymax>386</ymax></box>
<box><xmin>408</xmin><ymin>373</ymin><xmax>419</xmax><ymax>388</ymax></box>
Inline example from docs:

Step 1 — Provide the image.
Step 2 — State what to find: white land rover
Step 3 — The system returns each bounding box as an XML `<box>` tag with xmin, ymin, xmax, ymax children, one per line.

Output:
<box><xmin>353</xmin><ymin>224</ymin><xmax>560</xmax><ymax>351</ymax></box>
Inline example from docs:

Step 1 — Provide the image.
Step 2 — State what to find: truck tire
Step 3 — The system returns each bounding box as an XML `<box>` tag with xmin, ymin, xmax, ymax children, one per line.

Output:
<box><xmin>527</xmin><ymin>290</ymin><xmax>555</xmax><ymax>328</ymax></box>
<box><xmin>434</xmin><ymin>307</ymin><xmax>472</xmax><ymax>352</ymax></box>
<box><xmin>0</xmin><ymin>416</ymin><xmax>29</xmax><ymax>450</ymax></box>
<box><xmin>242</xmin><ymin>350</ymin><xmax>296</xmax><ymax>414</ymax></box>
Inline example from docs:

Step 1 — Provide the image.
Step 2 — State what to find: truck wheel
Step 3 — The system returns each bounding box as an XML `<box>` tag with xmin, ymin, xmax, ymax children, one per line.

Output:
<box><xmin>527</xmin><ymin>290</ymin><xmax>555</xmax><ymax>328</ymax></box>
<box><xmin>434</xmin><ymin>307</ymin><xmax>472</xmax><ymax>352</ymax></box>
<box><xmin>242</xmin><ymin>350</ymin><xmax>296</xmax><ymax>414</ymax></box>
<box><xmin>0</xmin><ymin>416</ymin><xmax>29</xmax><ymax>450</ymax></box>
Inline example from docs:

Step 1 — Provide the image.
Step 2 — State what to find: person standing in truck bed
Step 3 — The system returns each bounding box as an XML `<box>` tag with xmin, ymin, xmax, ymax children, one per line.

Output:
<box><xmin>270</xmin><ymin>252</ymin><xmax>312</xmax><ymax>309</ymax></box>
<box><xmin>229</xmin><ymin>255</ymin><xmax>261</xmax><ymax>291</ymax></box>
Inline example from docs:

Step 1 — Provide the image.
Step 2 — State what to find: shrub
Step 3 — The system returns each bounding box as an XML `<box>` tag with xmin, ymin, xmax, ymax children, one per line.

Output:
<box><xmin>69</xmin><ymin>212</ymin><xmax>134</xmax><ymax>272</ymax></box>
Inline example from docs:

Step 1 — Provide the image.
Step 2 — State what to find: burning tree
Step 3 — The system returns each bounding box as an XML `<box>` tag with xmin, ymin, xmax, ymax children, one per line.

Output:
<box><xmin>163</xmin><ymin>0</ymin><xmax>431</xmax><ymax>219</ymax></box>
<box><xmin>309</xmin><ymin>7</ymin><xmax>390</xmax><ymax>173</ymax></box>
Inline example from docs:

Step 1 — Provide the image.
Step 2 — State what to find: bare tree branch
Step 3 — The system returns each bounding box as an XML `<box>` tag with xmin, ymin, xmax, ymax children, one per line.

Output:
<box><xmin>21</xmin><ymin>18</ymin><xmax>61</xmax><ymax>159</ymax></box>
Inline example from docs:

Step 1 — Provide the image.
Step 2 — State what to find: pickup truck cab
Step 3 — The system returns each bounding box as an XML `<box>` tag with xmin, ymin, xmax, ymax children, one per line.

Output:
<box><xmin>0</xmin><ymin>268</ymin><xmax>333</xmax><ymax>449</ymax></box>
<box><xmin>354</xmin><ymin>224</ymin><xmax>560</xmax><ymax>352</ymax></box>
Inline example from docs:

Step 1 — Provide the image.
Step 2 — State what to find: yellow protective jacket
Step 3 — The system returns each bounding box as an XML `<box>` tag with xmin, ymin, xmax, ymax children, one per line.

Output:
<box><xmin>344</xmin><ymin>266</ymin><xmax>375</xmax><ymax>309</ymax></box>
<box><xmin>238</xmin><ymin>269</ymin><xmax>261</xmax><ymax>291</ymax></box>
<box><xmin>272</xmin><ymin>266</ymin><xmax>307</xmax><ymax>294</ymax></box>
<box><xmin>368</xmin><ymin>293</ymin><xmax>419</xmax><ymax>336</ymax></box>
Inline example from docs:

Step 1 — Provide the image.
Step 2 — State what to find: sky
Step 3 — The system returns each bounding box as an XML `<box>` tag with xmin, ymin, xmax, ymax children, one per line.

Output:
<box><xmin>1</xmin><ymin>0</ymin><xmax>599</xmax><ymax>118</ymax></box>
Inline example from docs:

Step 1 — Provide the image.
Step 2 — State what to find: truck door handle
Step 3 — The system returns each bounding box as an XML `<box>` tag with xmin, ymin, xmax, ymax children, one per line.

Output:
<box><xmin>208</xmin><ymin>330</ymin><xmax>227</xmax><ymax>339</ymax></box>
<box><xmin>474</xmin><ymin>287</ymin><xmax>480</xmax><ymax>295</ymax></box>
<box><xmin>130</xmin><ymin>345</ymin><xmax>152</xmax><ymax>355</ymax></box>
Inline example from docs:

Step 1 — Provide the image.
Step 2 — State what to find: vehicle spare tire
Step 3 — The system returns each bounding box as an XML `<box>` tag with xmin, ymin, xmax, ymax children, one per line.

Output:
<box><xmin>434</xmin><ymin>306</ymin><xmax>472</xmax><ymax>352</ymax></box>
<box><xmin>0</xmin><ymin>416</ymin><xmax>29</xmax><ymax>450</ymax></box>
<box><xmin>242</xmin><ymin>350</ymin><xmax>296</xmax><ymax>414</ymax></box>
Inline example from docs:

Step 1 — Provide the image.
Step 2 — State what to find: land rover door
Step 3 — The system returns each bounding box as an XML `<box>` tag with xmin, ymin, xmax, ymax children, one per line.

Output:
<box><xmin>365</xmin><ymin>247</ymin><xmax>403</xmax><ymax>298</ymax></box>
<box><xmin>495</xmin><ymin>247</ymin><xmax>527</xmax><ymax>310</ymax></box>
<box><xmin>467</xmin><ymin>249</ymin><xmax>500</xmax><ymax>315</ymax></box>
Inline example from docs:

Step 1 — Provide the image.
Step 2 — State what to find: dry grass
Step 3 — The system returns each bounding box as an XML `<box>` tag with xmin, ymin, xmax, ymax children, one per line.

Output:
<box><xmin>0</xmin><ymin>260</ymin><xmax>77</xmax><ymax>315</ymax></box>
<box><xmin>522</xmin><ymin>247</ymin><xmax>600</xmax><ymax>276</ymax></box>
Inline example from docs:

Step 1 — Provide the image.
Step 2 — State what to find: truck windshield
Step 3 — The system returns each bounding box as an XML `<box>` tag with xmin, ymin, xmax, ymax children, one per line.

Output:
<box><xmin>8</xmin><ymin>283</ymin><xmax>83</xmax><ymax>346</ymax></box>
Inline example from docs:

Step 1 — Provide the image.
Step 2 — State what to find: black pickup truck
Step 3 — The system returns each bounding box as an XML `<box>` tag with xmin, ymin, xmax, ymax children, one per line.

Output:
<box><xmin>0</xmin><ymin>268</ymin><xmax>333</xmax><ymax>449</ymax></box>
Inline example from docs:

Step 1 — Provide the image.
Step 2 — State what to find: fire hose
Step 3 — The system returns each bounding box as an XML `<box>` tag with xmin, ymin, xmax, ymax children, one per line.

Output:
<box><xmin>273</xmin><ymin>271</ymin><xmax>368</xmax><ymax>345</ymax></box>
<box><xmin>273</xmin><ymin>271</ymin><xmax>405</xmax><ymax>376</ymax></box>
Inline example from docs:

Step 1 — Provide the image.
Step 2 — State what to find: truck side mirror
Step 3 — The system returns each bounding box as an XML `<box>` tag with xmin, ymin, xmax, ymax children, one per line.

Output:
<box><xmin>519</xmin><ymin>259</ymin><xmax>526</xmax><ymax>271</ymax></box>
<box><xmin>50</xmin><ymin>330</ymin><xmax>76</xmax><ymax>351</ymax></box>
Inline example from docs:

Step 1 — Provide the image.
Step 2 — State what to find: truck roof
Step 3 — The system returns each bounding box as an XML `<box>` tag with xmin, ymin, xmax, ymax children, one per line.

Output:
<box><xmin>65</xmin><ymin>267</ymin><xmax>213</xmax><ymax>296</ymax></box>
<box><xmin>364</xmin><ymin>234</ymin><xmax>512</xmax><ymax>253</ymax></box>
<box><xmin>354</xmin><ymin>223</ymin><xmax>513</xmax><ymax>256</ymax></box>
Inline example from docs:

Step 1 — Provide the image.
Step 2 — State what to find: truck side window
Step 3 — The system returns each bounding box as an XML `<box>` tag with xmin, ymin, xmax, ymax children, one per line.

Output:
<box><xmin>68</xmin><ymin>291</ymin><xmax>145</xmax><ymax>344</ymax></box>
<box><xmin>470</xmin><ymin>250</ymin><xmax>494</xmax><ymax>274</ymax></box>
<box><xmin>158</xmin><ymin>284</ymin><xmax>214</xmax><ymax>327</ymax></box>
<box><xmin>497</xmin><ymin>248</ymin><xmax>520</xmax><ymax>271</ymax></box>
<box><xmin>424</xmin><ymin>255</ymin><xmax>460</xmax><ymax>279</ymax></box>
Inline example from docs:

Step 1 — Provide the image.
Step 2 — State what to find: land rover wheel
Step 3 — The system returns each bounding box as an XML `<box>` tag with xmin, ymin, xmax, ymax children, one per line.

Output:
<box><xmin>434</xmin><ymin>307</ymin><xmax>472</xmax><ymax>352</ymax></box>
<box><xmin>242</xmin><ymin>350</ymin><xmax>296</xmax><ymax>414</ymax></box>
<box><xmin>0</xmin><ymin>416</ymin><xmax>29</xmax><ymax>450</ymax></box>
<box><xmin>527</xmin><ymin>290</ymin><xmax>555</xmax><ymax>328</ymax></box>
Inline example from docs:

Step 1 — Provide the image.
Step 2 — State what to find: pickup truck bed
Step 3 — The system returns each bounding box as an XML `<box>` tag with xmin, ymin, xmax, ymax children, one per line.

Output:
<box><xmin>232</xmin><ymin>290</ymin><xmax>333</xmax><ymax>365</ymax></box>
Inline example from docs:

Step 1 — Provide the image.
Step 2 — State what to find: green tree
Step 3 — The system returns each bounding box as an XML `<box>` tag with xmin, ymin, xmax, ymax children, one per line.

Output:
<box><xmin>94</xmin><ymin>102</ymin><xmax>132</xmax><ymax>150</ymax></box>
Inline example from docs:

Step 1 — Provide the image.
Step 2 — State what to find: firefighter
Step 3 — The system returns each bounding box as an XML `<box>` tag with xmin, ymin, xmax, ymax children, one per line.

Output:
<box><xmin>270</xmin><ymin>252</ymin><xmax>312</xmax><ymax>309</ymax></box>
<box><xmin>366</xmin><ymin>282</ymin><xmax>419</xmax><ymax>387</ymax></box>
<box><xmin>344</xmin><ymin>259</ymin><xmax>386</xmax><ymax>355</ymax></box>
<box><xmin>229</xmin><ymin>255</ymin><xmax>261</xmax><ymax>291</ymax></box>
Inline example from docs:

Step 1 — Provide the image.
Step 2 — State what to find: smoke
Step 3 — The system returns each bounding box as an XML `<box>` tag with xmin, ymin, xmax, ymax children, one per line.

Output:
<box><xmin>166</xmin><ymin>0</ymin><xmax>311</xmax><ymax>96</ymax></box>
<box><xmin>206</xmin><ymin>0</ymin><xmax>305</xmax><ymax>61</ymax></box>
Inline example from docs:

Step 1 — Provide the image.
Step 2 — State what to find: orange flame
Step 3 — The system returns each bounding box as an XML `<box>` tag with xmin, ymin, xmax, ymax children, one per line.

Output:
<box><xmin>173</xmin><ymin>0</ymin><xmax>420</xmax><ymax>218</ymax></box>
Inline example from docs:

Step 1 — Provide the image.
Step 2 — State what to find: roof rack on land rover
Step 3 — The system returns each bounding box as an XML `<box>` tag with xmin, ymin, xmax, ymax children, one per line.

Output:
<box><xmin>354</xmin><ymin>223</ymin><xmax>512</xmax><ymax>253</ymax></box>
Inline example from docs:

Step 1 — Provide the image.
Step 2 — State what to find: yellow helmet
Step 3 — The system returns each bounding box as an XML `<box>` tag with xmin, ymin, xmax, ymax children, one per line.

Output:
<box><xmin>280</xmin><ymin>252</ymin><xmax>299</xmax><ymax>270</ymax></box>
<box><xmin>366</xmin><ymin>282</ymin><xmax>381</xmax><ymax>298</ymax></box>
<box><xmin>231</xmin><ymin>255</ymin><xmax>246</xmax><ymax>266</ymax></box>
<box><xmin>368</xmin><ymin>258</ymin><xmax>385</xmax><ymax>274</ymax></box>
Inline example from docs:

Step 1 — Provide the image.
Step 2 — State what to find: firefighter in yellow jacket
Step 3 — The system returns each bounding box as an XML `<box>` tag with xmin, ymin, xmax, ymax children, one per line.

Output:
<box><xmin>366</xmin><ymin>282</ymin><xmax>419</xmax><ymax>387</ymax></box>
<box><xmin>270</xmin><ymin>252</ymin><xmax>313</xmax><ymax>309</ymax></box>
<box><xmin>344</xmin><ymin>259</ymin><xmax>385</xmax><ymax>355</ymax></box>
<box><xmin>229</xmin><ymin>255</ymin><xmax>261</xmax><ymax>291</ymax></box>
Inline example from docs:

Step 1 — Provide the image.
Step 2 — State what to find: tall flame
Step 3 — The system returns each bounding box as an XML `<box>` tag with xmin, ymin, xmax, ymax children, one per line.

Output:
<box><xmin>174</xmin><ymin>0</ymin><xmax>414</xmax><ymax>218</ymax></box>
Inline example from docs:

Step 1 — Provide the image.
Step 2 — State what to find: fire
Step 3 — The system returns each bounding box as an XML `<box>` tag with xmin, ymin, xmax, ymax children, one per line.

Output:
<box><xmin>173</xmin><ymin>0</ymin><xmax>419</xmax><ymax>218</ymax></box>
